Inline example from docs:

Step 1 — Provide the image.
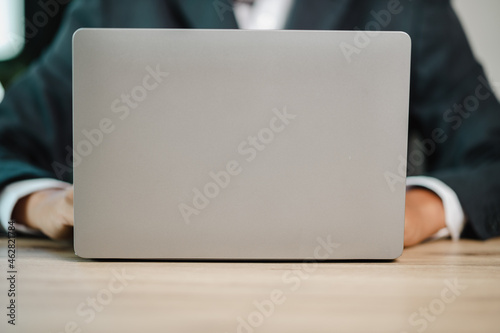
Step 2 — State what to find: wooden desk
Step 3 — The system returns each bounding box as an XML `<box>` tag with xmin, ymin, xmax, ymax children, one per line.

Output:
<box><xmin>1</xmin><ymin>237</ymin><xmax>499</xmax><ymax>333</ymax></box>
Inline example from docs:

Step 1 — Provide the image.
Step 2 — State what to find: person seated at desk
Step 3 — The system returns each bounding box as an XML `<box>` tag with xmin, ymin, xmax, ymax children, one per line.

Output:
<box><xmin>0</xmin><ymin>0</ymin><xmax>499</xmax><ymax>246</ymax></box>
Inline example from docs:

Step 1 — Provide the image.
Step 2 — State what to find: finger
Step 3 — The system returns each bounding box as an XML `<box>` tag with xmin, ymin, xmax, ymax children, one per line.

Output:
<box><xmin>59</xmin><ymin>195</ymin><xmax>74</xmax><ymax>227</ymax></box>
<box><xmin>61</xmin><ymin>208</ymin><xmax>74</xmax><ymax>226</ymax></box>
<box><xmin>50</xmin><ymin>224</ymin><xmax>74</xmax><ymax>240</ymax></box>
<box><xmin>65</xmin><ymin>186</ymin><xmax>74</xmax><ymax>204</ymax></box>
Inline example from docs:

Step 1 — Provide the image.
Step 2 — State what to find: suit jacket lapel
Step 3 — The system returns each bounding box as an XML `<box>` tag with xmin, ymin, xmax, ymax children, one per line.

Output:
<box><xmin>174</xmin><ymin>0</ymin><xmax>239</xmax><ymax>29</ymax></box>
<box><xmin>285</xmin><ymin>0</ymin><xmax>353</xmax><ymax>30</ymax></box>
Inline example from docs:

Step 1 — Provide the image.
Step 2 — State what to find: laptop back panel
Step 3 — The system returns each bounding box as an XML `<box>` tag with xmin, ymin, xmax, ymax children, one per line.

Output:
<box><xmin>73</xmin><ymin>29</ymin><xmax>410</xmax><ymax>259</ymax></box>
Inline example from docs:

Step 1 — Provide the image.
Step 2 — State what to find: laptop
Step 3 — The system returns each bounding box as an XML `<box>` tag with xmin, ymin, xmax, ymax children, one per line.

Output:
<box><xmin>73</xmin><ymin>29</ymin><xmax>410</xmax><ymax>259</ymax></box>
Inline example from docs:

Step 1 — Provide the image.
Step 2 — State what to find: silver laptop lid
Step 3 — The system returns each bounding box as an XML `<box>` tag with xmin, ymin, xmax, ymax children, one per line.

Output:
<box><xmin>73</xmin><ymin>29</ymin><xmax>410</xmax><ymax>259</ymax></box>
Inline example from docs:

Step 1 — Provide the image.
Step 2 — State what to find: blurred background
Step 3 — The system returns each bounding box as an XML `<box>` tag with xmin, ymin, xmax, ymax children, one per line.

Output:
<box><xmin>0</xmin><ymin>0</ymin><xmax>499</xmax><ymax>103</ymax></box>
<box><xmin>453</xmin><ymin>0</ymin><xmax>500</xmax><ymax>98</ymax></box>
<box><xmin>0</xmin><ymin>0</ymin><xmax>71</xmax><ymax>100</ymax></box>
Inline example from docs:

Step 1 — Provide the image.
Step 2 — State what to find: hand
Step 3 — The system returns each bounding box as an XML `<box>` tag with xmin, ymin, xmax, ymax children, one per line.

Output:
<box><xmin>12</xmin><ymin>186</ymin><xmax>74</xmax><ymax>240</ymax></box>
<box><xmin>404</xmin><ymin>188</ymin><xmax>446</xmax><ymax>247</ymax></box>
<box><xmin>10</xmin><ymin>185</ymin><xmax>444</xmax><ymax>244</ymax></box>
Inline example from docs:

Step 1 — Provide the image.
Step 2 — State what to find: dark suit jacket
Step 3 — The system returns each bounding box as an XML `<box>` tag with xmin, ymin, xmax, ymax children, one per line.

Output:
<box><xmin>1</xmin><ymin>0</ymin><xmax>499</xmax><ymax>238</ymax></box>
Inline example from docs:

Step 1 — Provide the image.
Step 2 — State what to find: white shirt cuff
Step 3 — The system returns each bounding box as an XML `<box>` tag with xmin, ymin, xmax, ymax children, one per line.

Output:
<box><xmin>406</xmin><ymin>176</ymin><xmax>466</xmax><ymax>241</ymax></box>
<box><xmin>0</xmin><ymin>178</ymin><xmax>70</xmax><ymax>234</ymax></box>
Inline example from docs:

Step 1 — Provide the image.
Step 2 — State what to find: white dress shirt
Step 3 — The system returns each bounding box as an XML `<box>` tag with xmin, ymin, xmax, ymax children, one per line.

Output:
<box><xmin>0</xmin><ymin>0</ymin><xmax>466</xmax><ymax>241</ymax></box>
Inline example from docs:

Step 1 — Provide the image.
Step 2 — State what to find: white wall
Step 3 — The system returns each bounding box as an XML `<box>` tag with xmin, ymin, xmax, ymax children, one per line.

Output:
<box><xmin>0</xmin><ymin>0</ymin><xmax>24</xmax><ymax>61</ymax></box>
<box><xmin>452</xmin><ymin>0</ymin><xmax>500</xmax><ymax>98</ymax></box>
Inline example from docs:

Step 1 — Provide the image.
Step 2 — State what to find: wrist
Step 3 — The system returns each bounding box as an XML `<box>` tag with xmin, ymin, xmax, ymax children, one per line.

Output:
<box><xmin>405</xmin><ymin>188</ymin><xmax>446</xmax><ymax>246</ymax></box>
